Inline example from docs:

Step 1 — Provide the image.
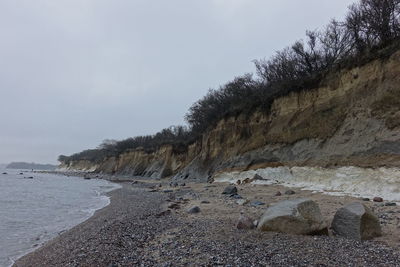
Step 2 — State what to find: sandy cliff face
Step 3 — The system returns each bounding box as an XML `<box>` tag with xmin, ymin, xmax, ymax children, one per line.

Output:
<box><xmin>64</xmin><ymin>51</ymin><xmax>400</xmax><ymax>181</ymax></box>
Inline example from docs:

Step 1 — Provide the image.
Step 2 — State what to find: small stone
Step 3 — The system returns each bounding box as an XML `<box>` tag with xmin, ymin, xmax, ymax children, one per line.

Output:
<box><xmin>170</xmin><ymin>182</ymin><xmax>178</xmax><ymax>187</ymax></box>
<box><xmin>385</xmin><ymin>202</ymin><xmax>397</xmax><ymax>206</ymax></box>
<box><xmin>236</xmin><ymin>180</ymin><xmax>241</xmax><ymax>185</ymax></box>
<box><xmin>148</xmin><ymin>189</ymin><xmax>158</xmax><ymax>192</ymax></box>
<box><xmin>187</xmin><ymin>206</ymin><xmax>201</xmax><ymax>214</ymax></box>
<box><xmin>373</xmin><ymin>197</ymin><xmax>383</xmax><ymax>202</ymax></box>
<box><xmin>242</xmin><ymin>178</ymin><xmax>252</xmax><ymax>184</ymax></box>
<box><xmin>231</xmin><ymin>194</ymin><xmax>243</xmax><ymax>199</ymax></box>
<box><xmin>156</xmin><ymin>210</ymin><xmax>171</xmax><ymax>217</ymax></box>
<box><xmin>236</xmin><ymin>199</ymin><xmax>249</xmax><ymax>206</ymax></box>
<box><xmin>275</xmin><ymin>191</ymin><xmax>282</xmax><ymax>196</ymax></box>
<box><xmin>285</xmin><ymin>190</ymin><xmax>296</xmax><ymax>195</ymax></box>
<box><xmin>237</xmin><ymin>214</ymin><xmax>255</xmax><ymax>230</ymax></box>
<box><xmin>222</xmin><ymin>185</ymin><xmax>238</xmax><ymax>195</ymax></box>
<box><xmin>163</xmin><ymin>190</ymin><xmax>174</xmax><ymax>193</ymax></box>
<box><xmin>253</xmin><ymin>174</ymin><xmax>265</xmax><ymax>180</ymax></box>
<box><xmin>167</xmin><ymin>203</ymin><xmax>180</xmax><ymax>209</ymax></box>
<box><xmin>362</xmin><ymin>198</ymin><xmax>370</xmax><ymax>201</ymax></box>
<box><xmin>201</xmin><ymin>200</ymin><xmax>210</xmax><ymax>204</ymax></box>
<box><xmin>250</xmin><ymin>201</ymin><xmax>265</xmax><ymax>207</ymax></box>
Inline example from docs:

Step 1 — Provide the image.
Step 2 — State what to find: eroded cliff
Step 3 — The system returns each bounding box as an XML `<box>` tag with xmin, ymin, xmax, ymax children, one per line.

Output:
<box><xmin>62</xmin><ymin>50</ymin><xmax>400</xmax><ymax>181</ymax></box>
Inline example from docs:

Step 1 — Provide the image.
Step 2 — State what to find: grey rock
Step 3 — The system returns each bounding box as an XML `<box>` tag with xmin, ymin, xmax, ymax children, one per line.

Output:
<box><xmin>236</xmin><ymin>199</ymin><xmax>249</xmax><ymax>206</ymax></box>
<box><xmin>258</xmin><ymin>198</ymin><xmax>327</xmax><ymax>235</ymax></box>
<box><xmin>331</xmin><ymin>202</ymin><xmax>382</xmax><ymax>240</ymax></box>
<box><xmin>170</xmin><ymin>182</ymin><xmax>178</xmax><ymax>187</ymax></box>
<box><xmin>167</xmin><ymin>203</ymin><xmax>180</xmax><ymax>209</ymax></box>
<box><xmin>222</xmin><ymin>185</ymin><xmax>238</xmax><ymax>195</ymax></box>
<box><xmin>253</xmin><ymin>174</ymin><xmax>265</xmax><ymax>180</ymax></box>
<box><xmin>362</xmin><ymin>198</ymin><xmax>370</xmax><ymax>201</ymax></box>
<box><xmin>250</xmin><ymin>201</ymin><xmax>266</xmax><ymax>207</ymax></box>
<box><xmin>156</xmin><ymin>210</ymin><xmax>171</xmax><ymax>217</ymax></box>
<box><xmin>237</xmin><ymin>214</ymin><xmax>255</xmax><ymax>230</ymax></box>
<box><xmin>231</xmin><ymin>194</ymin><xmax>243</xmax><ymax>199</ymax></box>
<box><xmin>285</xmin><ymin>190</ymin><xmax>296</xmax><ymax>195</ymax></box>
<box><xmin>187</xmin><ymin>206</ymin><xmax>201</xmax><ymax>214</ymax></box>
<box><xmin>163</xmin><ymin>190</ymin><xmax>174</xmax><ymax>193</ymax></box>
<box><xmin>385</xmin><ymin>202</ymin><xmax>397</xmax><ymax>206</ymax></box>
<box><xmin>275</xmin><ymin>191</ymin><xmax>282</xmax><ymax>196</ymax></box>
<box><xmin>201</xmin><ymin>200</ymin><xmax>210</xmax><ymax>204</ymax></box>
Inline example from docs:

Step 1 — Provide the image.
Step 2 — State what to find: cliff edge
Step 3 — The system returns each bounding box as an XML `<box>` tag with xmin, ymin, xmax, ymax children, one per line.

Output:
<box><xmin>61</xmin><ymin>50</ymin><xmax>400</xmax><ymax>181</ymax></box>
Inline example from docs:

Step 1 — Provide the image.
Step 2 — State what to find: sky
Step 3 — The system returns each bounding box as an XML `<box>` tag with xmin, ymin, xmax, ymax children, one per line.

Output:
<box><xmin>0</xmin><ymin>0</ymin><xmax>355</xmax><ymax>164</ymax></box>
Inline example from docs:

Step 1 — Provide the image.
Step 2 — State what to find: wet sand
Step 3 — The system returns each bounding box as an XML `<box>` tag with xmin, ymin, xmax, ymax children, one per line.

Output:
<box><xmin>14</xmin><ymin>180</ymin><xmax>400</xmax><ymax>266</ymax></box>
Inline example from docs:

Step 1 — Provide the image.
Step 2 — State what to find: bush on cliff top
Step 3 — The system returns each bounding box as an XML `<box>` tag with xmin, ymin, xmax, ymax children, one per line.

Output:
<box><xmin>59</xmin><ymin>0</ymin><xmax>400</xmax><ymax>165</ymax></box>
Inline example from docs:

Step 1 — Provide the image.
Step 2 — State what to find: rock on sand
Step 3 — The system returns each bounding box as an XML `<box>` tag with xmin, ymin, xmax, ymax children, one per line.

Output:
<box><xmin>237</xmin><ymin>214</ymin><xmax>255</xmax><ymax>230</ymax></box>
<box><xmin>258</xmin><ymin>198</ymin><xmax>327</xmax><ymax>235</ymax></box>
<box><xmin>331</xmin><ymin>202</ymin><xmax>381</xmax><ymax>240</ymax></box>
<box><xmin>222</xmin><ymin>185</ymin><xmax>237</xmax><ymax>195</ymax></box>
<box><xmin>187</xmin><ymin>206</ymin><xmax>201</xmax><ymax>214</ymax></box>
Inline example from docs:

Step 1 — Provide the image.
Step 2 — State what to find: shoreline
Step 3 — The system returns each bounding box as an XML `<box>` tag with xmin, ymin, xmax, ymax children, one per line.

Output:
<box><xmin>14</xmin><ymin>179</ymin><xmax>400</xmax><ymax>266</ymax></box>
<box><xmin>7</xmin><ymin>175</ymin><xmax>120</xmax><ymax>267</ymax></box>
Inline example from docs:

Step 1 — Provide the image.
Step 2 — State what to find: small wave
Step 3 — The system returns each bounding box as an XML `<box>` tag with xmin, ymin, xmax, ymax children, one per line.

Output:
<box><xmin>1</xmin><ymin>175</ymin><xmax>120</xmax><ymax>267</ymax></box>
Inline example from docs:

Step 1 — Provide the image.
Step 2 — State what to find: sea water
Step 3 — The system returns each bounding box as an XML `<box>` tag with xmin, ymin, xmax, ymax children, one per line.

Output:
<box><xmin>0</xmin><ymin>168</ymin><xmax>120</xmax><ymax>267</ymax></box>
<box><xmin>214</xmin><ymin>166</ymin><xmax>400</xmax><ymax>202</ymax></box>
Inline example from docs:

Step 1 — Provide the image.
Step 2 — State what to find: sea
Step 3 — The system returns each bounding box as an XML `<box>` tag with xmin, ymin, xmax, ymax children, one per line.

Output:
<box><xmin>0</xmin><ymin>168</ymin><xmax>120</xmax><ymax>267</ymax></box>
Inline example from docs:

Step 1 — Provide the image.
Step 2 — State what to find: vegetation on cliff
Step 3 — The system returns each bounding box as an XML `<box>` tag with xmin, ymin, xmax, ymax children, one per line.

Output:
<box><xmin>59</xmin><ymin>0</ymin><xmax>400</xmax><ymax>165</ymax></box>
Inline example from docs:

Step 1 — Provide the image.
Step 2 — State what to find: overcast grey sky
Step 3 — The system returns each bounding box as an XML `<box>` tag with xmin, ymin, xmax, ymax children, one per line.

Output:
<box><xmin>0</xmin><ymin>0</ymin><xmax>355</xmax><ymax>164</ymax></box>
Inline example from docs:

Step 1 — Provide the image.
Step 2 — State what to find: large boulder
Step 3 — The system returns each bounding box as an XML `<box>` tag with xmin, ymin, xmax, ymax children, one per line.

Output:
<box><xmin>331</xmin><ymin>202</ymin><xmax>381</xmax><ymax>240</ymax></box>
<box><xmin>257</xmin><ymin>198</ymin><xmax>327</xmax><ymax>235</ymax></box>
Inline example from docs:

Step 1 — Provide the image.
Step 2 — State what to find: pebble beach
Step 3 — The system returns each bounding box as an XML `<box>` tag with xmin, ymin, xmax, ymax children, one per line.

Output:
<box><xmin>14</xmin><ymin>179</ymin><xmax>400</xmax><ymax>266</ymax></box>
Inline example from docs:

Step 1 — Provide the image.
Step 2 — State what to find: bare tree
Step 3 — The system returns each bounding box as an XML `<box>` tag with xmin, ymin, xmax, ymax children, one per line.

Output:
<box><xmin>319</xmin><ymin>20</ymin><xmax>353</xmax><ymax>65</ymax></box>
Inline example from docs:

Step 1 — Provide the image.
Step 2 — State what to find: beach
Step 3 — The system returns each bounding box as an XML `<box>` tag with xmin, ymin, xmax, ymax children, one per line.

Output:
<box><xmin>14</xmin><ymin>179</ymin><xmax>400</xmax><ymax>266</ymax></box>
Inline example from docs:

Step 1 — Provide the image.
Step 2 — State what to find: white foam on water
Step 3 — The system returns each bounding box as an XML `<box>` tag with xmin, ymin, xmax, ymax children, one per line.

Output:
<box><xmin>214</xmin><ymin>166</ymin><xmax>400</xmax><ymax>201</ymax></box>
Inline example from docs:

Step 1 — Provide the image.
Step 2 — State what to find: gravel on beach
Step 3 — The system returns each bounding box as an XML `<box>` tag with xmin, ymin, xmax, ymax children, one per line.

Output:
<box><xmin>14</xmin><ymin>182</ymin><xmax>400</xmax><ymax>267</ymax></box>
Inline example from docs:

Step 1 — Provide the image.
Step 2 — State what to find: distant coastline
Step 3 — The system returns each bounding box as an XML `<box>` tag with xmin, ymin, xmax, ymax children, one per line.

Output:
<box><xmin>6</xmin><ymin>162</ymin><xmax>57</xmax><ymax>171</ymax></box>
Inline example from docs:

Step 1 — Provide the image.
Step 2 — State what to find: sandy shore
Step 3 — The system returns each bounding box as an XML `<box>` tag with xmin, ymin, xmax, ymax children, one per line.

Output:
<box><xmin>14</xmin><ymin>179</ymin><xmax>400</xmax><ymax>266</ymax></box>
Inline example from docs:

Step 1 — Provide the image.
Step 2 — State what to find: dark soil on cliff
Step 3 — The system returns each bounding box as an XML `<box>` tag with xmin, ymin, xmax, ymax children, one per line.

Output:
<box><xmin>14</xmin><ymin>181</ymin><xmax>400</xmax><ymax>267</ymax></box>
